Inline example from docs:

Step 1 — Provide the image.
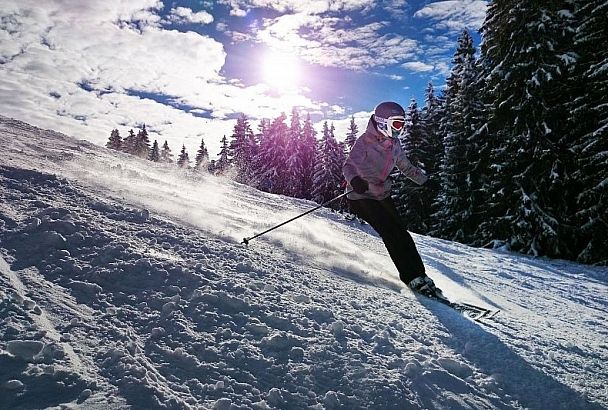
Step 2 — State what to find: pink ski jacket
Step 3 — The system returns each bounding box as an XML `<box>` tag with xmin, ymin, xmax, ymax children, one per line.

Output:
<box><xmin>343</xmin><ymin>116</ymin><xmax>428</xmax><ymax>201</ymax></box>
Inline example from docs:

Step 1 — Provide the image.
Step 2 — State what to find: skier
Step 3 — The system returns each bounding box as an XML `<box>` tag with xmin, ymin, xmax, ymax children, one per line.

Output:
<box><xmin>343</xmin><ymin>101</ymin><xmax>438</xmax><ymax>296</ymax></box>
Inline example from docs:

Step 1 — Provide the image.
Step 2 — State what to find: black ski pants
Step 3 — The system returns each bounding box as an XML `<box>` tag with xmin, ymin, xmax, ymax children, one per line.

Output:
<box><xmin>348</xmin><ymin>197</ymin><xmax>425</xmax><ymax>284</ymax></box>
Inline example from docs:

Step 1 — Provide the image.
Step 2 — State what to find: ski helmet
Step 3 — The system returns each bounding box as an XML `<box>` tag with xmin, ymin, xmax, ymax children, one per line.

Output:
<box><xmin>374</xmin><ymin>101</ymin><xmax>406</xmax><ymax>139</ymax></box>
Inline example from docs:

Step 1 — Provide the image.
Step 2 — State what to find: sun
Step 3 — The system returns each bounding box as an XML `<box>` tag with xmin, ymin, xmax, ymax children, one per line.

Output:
<box><xmin>262</xmin><ymin>51</ymin><xmax>300</xmax><ymax>92</ymax></box>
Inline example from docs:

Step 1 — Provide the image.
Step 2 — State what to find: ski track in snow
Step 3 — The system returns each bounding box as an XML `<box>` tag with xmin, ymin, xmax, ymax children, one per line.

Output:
<box><xmin>0</xmin><ymin>115</ymin><xmax>607</xmax><ymax>409</ymax></box>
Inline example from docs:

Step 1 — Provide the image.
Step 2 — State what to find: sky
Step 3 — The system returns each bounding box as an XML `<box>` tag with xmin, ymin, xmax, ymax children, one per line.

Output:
<box><xmin>0</xmin><ymin>0</ymin><xmax>488</xmax><ymax>159</ymax></box>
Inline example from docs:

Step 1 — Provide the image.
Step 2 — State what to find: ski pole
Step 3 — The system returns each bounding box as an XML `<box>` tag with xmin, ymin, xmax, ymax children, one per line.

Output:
<box><xmin>242</xmin><ymin>190</ymin><xmax>353</xmax><ymax>245</ymax></box>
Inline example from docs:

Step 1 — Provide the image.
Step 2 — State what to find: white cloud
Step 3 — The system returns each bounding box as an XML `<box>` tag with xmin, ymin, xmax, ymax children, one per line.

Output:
<box><xmin>218</xmin><ymin>0</ymin><xmax>374</xmax><ymax>15</ymax></box>
<box><xmin>256</xmin><ymin>13</ymin><xmax>319</xmax><ymax>51</ymax></box>
<box><xmin>402</xmin><ymin>61</ymin><xmax>435</xmax><ymax>72</ymax></box>
<box><xmin>0</xmin><ymin>1</ymin><xmax>223</xmax><ymax>99</ymax></box>
<box><xmin>225</xmin><ymin>30</ymin><xmax>255</xmax><ymax>43</ymax></box>
<box><xmin>380</xmin><ymin>0</ymin><xmax>409</xmax><ymax>19</ymax></box>
<box><xmin>230</xmin><ymin>8</ymin><xmax>248</xmax><ymax>17</ymax></box>
<box><xmin>256</xmin><ymin>13</ymin><xmax>419</xmax><ymax>69</ymax></box>
<box><xmin>434</xmin><ymin>61</ymin><xmax>450</xmax><ymax>76</ymax></box>
<box><xmin>166</xmin><ymin>7</ymin><xmax>214</xmax><ymax>25</ymax></box>
<box><xmin>414</xmin><ymin>0</ymin><xmax>488</xmax><ymax>32</ymax></box>
<box><xmin>330</xmin><ymin>105</ymin><xmax>346</xmax><ymax>115</ymax></box>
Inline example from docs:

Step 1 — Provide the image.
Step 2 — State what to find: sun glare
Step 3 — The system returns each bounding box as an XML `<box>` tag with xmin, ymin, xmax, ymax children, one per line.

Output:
<box><xmin>262</xmin><ymin>51</ymin><xmax>300</xmax><ymax>92</ymax></box>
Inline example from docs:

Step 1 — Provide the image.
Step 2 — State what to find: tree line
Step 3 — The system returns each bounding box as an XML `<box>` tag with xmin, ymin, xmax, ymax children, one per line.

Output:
<box><xmin>106</xmin><ymin>125</ymin><xmax>214</xmax><ymax>170</ymax></box>
<box><xmin>106</xmin><ymin>111</ymin><xmax>355</xmax><ymax>207</ymax></box>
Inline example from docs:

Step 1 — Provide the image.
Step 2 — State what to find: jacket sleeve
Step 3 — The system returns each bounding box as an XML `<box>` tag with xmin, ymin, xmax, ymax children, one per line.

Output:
<box><xmin>395</xmin><ymin>144</ymin><xmax>428</xmax><ymax>185</ymax></box>
<box><xmin>342</xmin><ymin>138</ymin><xmax>365</xmax><ymax>183</ymax></box>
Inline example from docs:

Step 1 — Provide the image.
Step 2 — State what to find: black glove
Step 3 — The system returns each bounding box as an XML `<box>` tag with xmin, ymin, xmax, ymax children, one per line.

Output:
<box><xmin>350</xmin><ymin>176</ymin><xmax>369</xmax><ymax>194</ymax></box>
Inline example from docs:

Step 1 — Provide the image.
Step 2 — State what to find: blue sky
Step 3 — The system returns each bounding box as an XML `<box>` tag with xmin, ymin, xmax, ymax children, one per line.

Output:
<box><xmin>0</xmin><ymin>0</ymin><xmax>488</xmax><ymax>158</ymax></box>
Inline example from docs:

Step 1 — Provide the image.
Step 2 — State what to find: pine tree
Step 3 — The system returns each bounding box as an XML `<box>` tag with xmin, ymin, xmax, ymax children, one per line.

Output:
<box><xmin>312</xmin><ymin>121</ymin><xmax>345</xmax><ymax>207</ymax></box>
<box><xmin>465</xmin><ymin>57</ymin><xmax>494</xmax><ymax>247</ymax></box>
<box><xmin>160</xmin><ymin>140</ymin><xmax>174</xmax><ymax>164</ymax></box>
<box><xmin>253</xmin><ymin>114</ymin><xmax>289</xmax><ymax>194</ymax></box>
<box><xmin>177</xmin><ymin>144</ymin><xmax>190</xmax><ymax>168</ymax></box>
<box><xmin>229</xmin><ymin>114</ymin><xmax>257</xmax><ymax>183</ymax></box>
<box><xmin>392</xmin><ymin>99</ymin><xmax>428</xmax><ymax>233</ymax></box>
<box><xmin>252</xmin><ymin>119</ymin><xmax>271</xmax><ymax>191</ymax></box>
<box><xmin>420</xmin><ymin>82</ymin><xmax>445</xmax><ymax>231</ymax></box>
<box><xmin>207</xmin><ymin>160</ymin><xmax>217</xmax><ymax>174</ymax></box>
<box><xmin>149</xmin><ymin>140</ymin><xmax>160</xmax><ymax>162</ymax></box>
<box><xmin>195</xmin><ymin>137</ymin><xmax>209</xmax><ymax>170</ymax></box>
<box><xmin>299</xmin><ymin>113</ymin><xmax>318</xmax><ymax>200</ymax></box>
<box><xmin>332</xmin><ymin>123</ymin><xmax>347</xmax><ymax>194</ymax></box>
<box><xmin>285</xmin><ymin>108</ymin><xmax>304</xmax><ymax>198</ymax></box>
<box><xmin>422</xmin><ymin>82</ymin><xmax>444</xmax><ymax>171</ymax></box>
<box><xmin>432</xmin><ymin>29</ymin><xmax>482</xmax><ymax>242</ymax></box>
<box><xmin>402</xmin><ymin>100</ymin><xmax>425</xmax><ymax>167</ymax></box>
<box><xmin>216</xmin><ymin>135</ymin><xmax>230</xmax><ymax>174</ymax></box>
<box><xmin>477</xmin><ymin>1</ymin><xmax>577</xmax><ymax>258</ymax></box>
<box><xmin>336</xmin><ymin>139</ymin><xmax>348</xmax><ymax>211</ymax></box>
<box><xmin>122</xmin><ymin>129</ymin><xmax>137</xmax><ymax>155</ymax></box>
<box><xmin>106</xmin><ymin>129</ymin><xmax>122</xmax><ymax>150</ymax></box>
<box><xmin>133</xmin><ymin>125</ymin><xmax>151</xmax><ymax>159</ymax></box>
<box><xmin>290</xmin><ymin>107</ymin><xmax>302</xmax><ymax>140</ymax></box>
<box><xmin>345</xmin><ymin>115</ymin><xmax>358</xmax><ymax>151</ymax></box>
<box><xmin>570</xmin><ymin>0</ymin><xmax>608</xmax><ymax>265</ymax></box>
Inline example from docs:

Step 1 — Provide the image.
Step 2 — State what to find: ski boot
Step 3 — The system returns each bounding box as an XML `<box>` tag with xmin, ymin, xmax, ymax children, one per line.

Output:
<box><xmin>408</xmin><ymin>275</ymin><xmax>443</xmax><ymax>298</ymax></box>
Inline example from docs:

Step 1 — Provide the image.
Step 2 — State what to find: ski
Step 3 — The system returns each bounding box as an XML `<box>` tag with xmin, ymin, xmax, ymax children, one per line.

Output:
<box><xmin>419</xmin><ymin>292</ymin><xmax>500</xmax><ymax>321</ymax></box>
<box><xmin>452</xmin><ymin>301</ymin><xmax>499</xmax><ymax>321</ymax></box>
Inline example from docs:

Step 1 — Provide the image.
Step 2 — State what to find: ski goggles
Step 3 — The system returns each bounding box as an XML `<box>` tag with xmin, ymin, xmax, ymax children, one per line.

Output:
<box><xmin>389</xmin><ymin>117</ymin><xmax>405</xmax><ymax>130</ymax></box>
<box><xmin>375</xmin><ymin>115</ymin><xmax>406</xmax><ymax>138</ymax></box>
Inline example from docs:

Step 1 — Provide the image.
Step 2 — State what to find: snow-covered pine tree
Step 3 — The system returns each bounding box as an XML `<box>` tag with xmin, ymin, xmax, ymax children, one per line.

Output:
<box><xmin>420</xmin><ymin>82</ymin><xmax>445</xmax><ymax>232</ymax></box>
<box><xmin>432</xmin><ymin>29</ymin><xmax>482</xmax><ymax>242</ymax></box>
<box><xmin>465</xmin><ymin>56</ymin><xmax>495</xmax><ymax>247</ymax></box>
<box><xmin>149</xmin><ymin>140</ymin><xmax>160</xmax><ymax>162</ymax></box>
<box><xmin>251</xmin><ymin>119</ymin><xmax>271</xmax><ymax>191</ymax></box>
<box><xmin>207</xmin><ymin>160</ymin><xmax>217</xmax><ymax>174</ymax></box>
<box><xmin>400</xmin><ymin>100</ymin><xmax>425</xmax><ymax>169</ymax></box>
<box><xmin>431</xmin><ymin>30</ymin><xmax>471</xmax><ymax>240</ymax></box>
<box><xmin>336</xmin><ymin>139</ymin><xmax>348</xmax><ymax>211</ymax></box>
<box><xmin>570</xmin><ymin>0</ymin><xmax>608</xmax><ymax>265</ymax></box>
<box><xmin>477</xmin><ymin>1</ymin><xmax>577</xmax><ymax>258</ymax></box>
<box><xmin>285</xmin><ymin>108</ymin><xmax>305</xmax><ymax>198</ymax></box>
<box><xmin>195</xmin><ymin>137</ymin><xmax>209</xmax><ymax>171</ymax></box>
<box><xmin>392</xmin><ymin>99</ymin><xmax>428</xmax><ymax>233</ymax></box>
<box><xmin>160</xmin><ymin>140</ymin><xmax>174</xmax><ymax>164</ymax></box>
<box><xmin>253</xmin><ymin>114</ymin><xmax>289</xmax><ymax>194</ymax></box>
<box><xmin>312</xmin><ymin>122</ymin><xmax>344</xmax><ymax>207</ymax></box>
<box><xmin>345</xmin><ymin>115</ymin><xmax>358</xmax><ymax>151</ymax></box>
<box><xmin>122</xmin><ymin>129</ymin><xmax>137</xmax><ymax>155</ymax></box>
<box><xmin>333</xmin><ymin>123</ymin><xmax>348</xmax><ymax>210</ymax></box>
<box><xmin>177</xmin><ymin>144</ymin><xmax>190</xmax><ymax>168</ymax></box>
<box><xmin>106</xmin><ymin>129</ymin><xmax>122</xmax><ymax>150</ymax></box>
<box><xmin>216</xmin><ymin>135</ymin><xmax>230</xmax><ymax>174</ymax></box>
<box><xmin>299</xmin><ymin>113</ymin><xmax>318</xmax><ymax>200</ymax></box>
<box><xmin>228</xmin><ymin>114</ymin><xmax>257</xmax><ymax>183</ymax></box>
<box><xmin>133</xmin><ymin>125</ymin><xmax>151</xmax><ymax>159</ymax></box>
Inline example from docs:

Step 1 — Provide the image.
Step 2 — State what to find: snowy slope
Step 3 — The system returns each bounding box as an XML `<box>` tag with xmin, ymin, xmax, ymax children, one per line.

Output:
<box><xmin>0</xmin><ymin>115</ymin><xmax>606</xmax><ymax>410</ymax></box>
